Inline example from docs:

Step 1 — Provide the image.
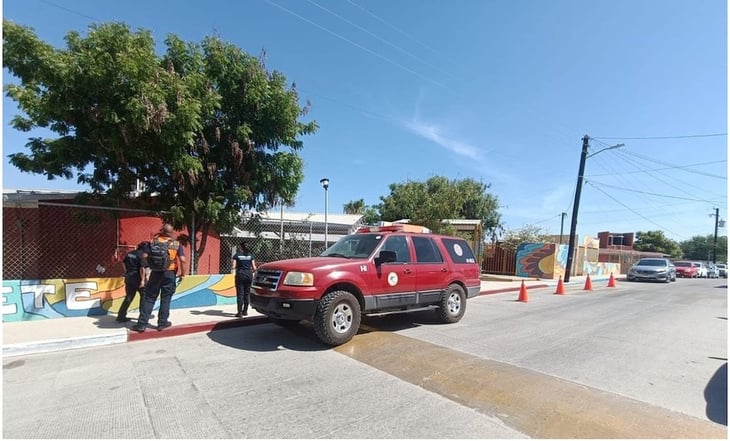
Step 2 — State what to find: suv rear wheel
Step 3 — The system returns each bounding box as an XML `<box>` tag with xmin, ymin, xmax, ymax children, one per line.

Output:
<box><xmin>313</xmin><ymin>290</ymin><xmax>361</xmax><ymax>346</ymax></box>
<box><xmin>437</xmin><ymin>284</ymin><xmax>466</xmax><ymax>323</ymax></box>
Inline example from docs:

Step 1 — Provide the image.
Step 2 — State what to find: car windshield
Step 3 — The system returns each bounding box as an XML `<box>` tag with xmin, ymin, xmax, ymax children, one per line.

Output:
<box><xmin>636</xmin><ymin>259</ymin><xmax>666</xmax><ymax>266</ymax></box>
<box><xmin>674</xmin><ymin>262</ymin><xmax>691</xmax><ymax>267</ymax></box>
<box><xmin>320</xmin><ymin>233</ymin><xmax>383</xmax><ymax>258</ymax></box>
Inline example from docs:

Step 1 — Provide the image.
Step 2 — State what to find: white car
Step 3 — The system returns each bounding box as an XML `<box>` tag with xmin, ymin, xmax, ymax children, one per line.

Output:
<box><xmin>715</xmin><ymin>263</ymin><xmax>727</xmax><ymax>278</ymax></box>
<box><xmin>692</xmin><ymin>262</ymin><xmax>708</xmax><ymax>278</ymax></box>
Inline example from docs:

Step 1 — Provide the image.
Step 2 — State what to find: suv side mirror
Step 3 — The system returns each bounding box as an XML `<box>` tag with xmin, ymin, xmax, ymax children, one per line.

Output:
<box><xmin>375</xmin><ymin>250</ymin><xmax>397</xmax><ymax>266</ymax></box>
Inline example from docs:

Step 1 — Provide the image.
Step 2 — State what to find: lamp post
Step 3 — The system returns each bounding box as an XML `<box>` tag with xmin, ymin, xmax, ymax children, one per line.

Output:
<box><xmin>564</xmin><ymin>136</ymin><xmax>624</xmax><ymax>283</ymax></box>
<box><xmin>320</xmin><ymin>178</ymin><xmax>329</xmax><ymax>248</ymax></box>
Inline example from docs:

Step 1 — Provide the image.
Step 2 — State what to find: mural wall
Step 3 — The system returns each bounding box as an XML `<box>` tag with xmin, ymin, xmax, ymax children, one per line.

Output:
<box><xmin>2</xmin><ymin>274</ymin><xmax>236</xmax><ymax>322</ymax></box>
<box><xmin>516</xmin><ymin>242</ymin><xmax>619</xmax><ymax>279</ymax></box>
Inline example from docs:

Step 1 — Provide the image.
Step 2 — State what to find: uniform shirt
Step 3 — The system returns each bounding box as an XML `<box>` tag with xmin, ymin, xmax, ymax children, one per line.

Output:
<box><xmin>232</xmin><ymin>251</ymin><xmax>256</xmax><ymax>275</ymax></box>
<box><xmin>123</xmin><ymin>249</ymin><xmax>147</xmax><ymax>279</ymax></box>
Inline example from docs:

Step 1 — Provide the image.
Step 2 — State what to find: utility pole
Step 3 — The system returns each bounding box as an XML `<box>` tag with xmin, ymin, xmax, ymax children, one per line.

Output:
<box><xmin>564</xmin><ymin>135</ymin><xmax>590</xmax><ymax>283</ymax></box>
<box><xmin>559</xmin><ymin>212</ymin><xmax>567</xmax><ymax>244</ymax></box>
<box><xmin>712</xmin><ymin>207</ymin><xmax>719</xmax><ymax>264</ymax></box>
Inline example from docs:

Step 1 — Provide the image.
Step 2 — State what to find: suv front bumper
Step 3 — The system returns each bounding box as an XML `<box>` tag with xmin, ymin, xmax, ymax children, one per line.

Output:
<box><xmin>250</xmin><ymin>294</ymin><xmax>318</xmax><ymax>321</ymax></box>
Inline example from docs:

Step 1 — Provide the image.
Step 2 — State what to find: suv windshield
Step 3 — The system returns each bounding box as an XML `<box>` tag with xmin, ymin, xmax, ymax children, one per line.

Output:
<box><xmin>321</xmin><ymin>233</ymin><xmax>383</xmax><ymax>258</ymax></box>
<box><xmin>636</xmin><ymin>259</ymin><xmax>666</xmax><ymax>266</ymax></box>
<box><xmin>674</xmin><ymin>261</ymin><xmax>691</xmax><ymax>267</ymax></box>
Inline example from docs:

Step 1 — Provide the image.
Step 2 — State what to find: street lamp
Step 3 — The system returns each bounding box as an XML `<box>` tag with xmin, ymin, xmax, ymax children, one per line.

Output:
<box><xmin>564</xmin><ymin>136</ymin><xmax>624</xmax><ymax>283</ymax></box>
<box><xmin>320</xmin><ymin>178</ymin><xmax>329</xmax><ymax>248</ymax></box>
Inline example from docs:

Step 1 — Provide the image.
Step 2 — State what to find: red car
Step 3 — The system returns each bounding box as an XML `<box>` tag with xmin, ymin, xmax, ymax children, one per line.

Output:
<box><xmin>673</xmin><ymin>261</ymin><xmax>699</xmax><ymax>278</ymax></box>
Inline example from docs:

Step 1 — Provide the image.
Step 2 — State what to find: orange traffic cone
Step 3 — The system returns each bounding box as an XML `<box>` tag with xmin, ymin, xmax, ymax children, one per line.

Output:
<box><xmin>607</xmin><ymin>273</ymin><xmax>616</xmax><ymax>288</ymax></box>
<box><xmin>555</xmin><ymin>278</ymin><xmax>565</xmax><ymax>295</ymax></box>
<box><xmin>583</xmin><ymin>275</ymin><xmax>593</xmax><ymax>291</ymax></box>
<box><xmin>517</xmin><ymin>281</ymin><xmax>529</xmax><ymax>302</ymax></box>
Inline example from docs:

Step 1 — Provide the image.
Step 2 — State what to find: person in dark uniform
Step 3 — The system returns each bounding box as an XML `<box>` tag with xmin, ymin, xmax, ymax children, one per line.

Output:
<box><xmin>231</xmin><ymin>242</ymin><xmax>257</xmax><ymax>317</ymax></box>
<box><xmin>117</xmin><ymin>241</ymin><xmax>150</xmax><ymax>323</ymax></box>
<box><xmin>132</xmin><ymin>224</ymin><xmax>186</xmax><ymax>332</ymax></box>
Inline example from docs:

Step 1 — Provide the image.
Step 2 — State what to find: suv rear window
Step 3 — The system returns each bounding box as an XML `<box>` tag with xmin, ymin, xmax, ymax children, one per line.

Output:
<box><xmin>440</xmin><ymin>238</ymin><xmax>476</xmax><ymax>264</ymax></box>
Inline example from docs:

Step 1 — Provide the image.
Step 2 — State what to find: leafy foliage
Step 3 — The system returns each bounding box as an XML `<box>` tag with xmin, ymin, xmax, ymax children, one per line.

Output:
<box><xmin>343</xmin><ymin>198</ymin><xmax>380</xmax><ymax>225</ymax></box>
<box><xmin>679</xmin><ymin>234</ymin><xmax>727</xmax><ymax>262</ymax></box>
<box><xmin>500</xmin><ymin>225</ymin><xmax>553</xmax><ymax>252</ymax></box>
<box><xmin>376</xmin><ymin>176</ymin><xmax>501</xmax><ymax>239</ymax></box>
<box><xmin>3</xmin><ymin>20</ymin><xmax>317</xmax><ymax>271</ymax></box>
<box><xmin>634</xmin><ymin>230</ymin><xmax>683</xmax><ymax>258</ymax></box>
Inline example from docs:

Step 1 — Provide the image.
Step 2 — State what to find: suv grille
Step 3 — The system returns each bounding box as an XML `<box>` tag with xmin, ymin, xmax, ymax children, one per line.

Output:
<box><xmin>252</xmin><ymin>269</ymin><xmax>282</xmax><ymax>291</ymax></box>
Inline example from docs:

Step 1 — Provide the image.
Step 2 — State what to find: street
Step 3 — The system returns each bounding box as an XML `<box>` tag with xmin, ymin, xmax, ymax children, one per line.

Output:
<box><xmin>3</xmin><ymin>278</ymin><xmax>727</xmax><ymax>438</ymax></box>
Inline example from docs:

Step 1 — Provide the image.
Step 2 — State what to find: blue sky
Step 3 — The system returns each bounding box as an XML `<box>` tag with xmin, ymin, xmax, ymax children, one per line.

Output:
<box><xmin>3</xmin><ymin>0</ymin><xmax>727</xmax><ymax>243</ymax></box>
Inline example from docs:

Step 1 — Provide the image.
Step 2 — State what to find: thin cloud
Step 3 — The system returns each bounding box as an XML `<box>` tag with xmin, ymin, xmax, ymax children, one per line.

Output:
<box><xmin>404</xmin><ymin>119</ymin><xmax>483</xmax><ymax>161</ymax></box>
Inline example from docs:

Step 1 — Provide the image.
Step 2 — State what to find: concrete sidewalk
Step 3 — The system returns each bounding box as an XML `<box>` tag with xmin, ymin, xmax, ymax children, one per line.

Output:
<box><xmin>2</xmin><ymin>275</ymin><xmax>612</xmax><ymax>357</ymax></box>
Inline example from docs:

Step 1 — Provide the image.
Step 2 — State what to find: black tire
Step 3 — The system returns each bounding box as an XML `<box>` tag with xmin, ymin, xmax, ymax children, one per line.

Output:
<box><xmin>270</xmin><ymin>318</ymin><xmax>300</xmax><ymax>328</ymax></box>
<box><xmin>313</xmin><ymin>291</ymin><xmax>361</xmax><ymax>346</ymax></box>
<box><xmin>437</xmin><ymin>284</ymin><xmax>466</xmax><ymax>323</ymax></box>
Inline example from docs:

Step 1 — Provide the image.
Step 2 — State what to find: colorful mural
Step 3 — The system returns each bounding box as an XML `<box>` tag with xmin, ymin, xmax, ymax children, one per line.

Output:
<box><xmin>516</xmin><ymin>243</ymin><xmax>557</xmax><ymax>278</ymax></box>
<box><xmin>516</xmin><ymin>242</ymin><xmax>618</xmax><ymax>279</ymax></box>
<box><xmin>2</xmin><ymin>275</ymin><xmax>236</xmax><ymax>322</ymax></box>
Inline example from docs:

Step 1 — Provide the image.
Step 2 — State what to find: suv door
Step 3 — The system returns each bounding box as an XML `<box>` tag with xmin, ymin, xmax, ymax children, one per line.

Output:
<box><xmin>412</xmin><ymin>235</ymin><xmax>448</xmax><ymax>304</ymax></box>
<box><xmin>371</xmin><ymin>234</ymin><xmax>417</xmax><ymax>308</ymax></box>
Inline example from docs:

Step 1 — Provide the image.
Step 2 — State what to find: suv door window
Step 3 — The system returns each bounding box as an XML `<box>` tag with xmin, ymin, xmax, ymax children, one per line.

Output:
<box><xmin>380</xmin><ymin>235</ymin><xmax>411</xmax><ymax>263</ymax></box>
<box><xmin>413</xmin><ymin>236</ymin><xmax>443</xmax><ymax>263</ymax></box>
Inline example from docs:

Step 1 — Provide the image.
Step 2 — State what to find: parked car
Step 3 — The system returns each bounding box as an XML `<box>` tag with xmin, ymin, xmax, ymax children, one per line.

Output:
<box><xmin>251</xmin><ymin>224</ymin><xmax>481</xmax><ymax>346</ymax></box>
<box><xmin>716</xmin><ymin>263</ymin><xmax>727</xmax><ymax>278</ymax></box>
<box><xmin>707</xmin><ymin>264</ymin><xmax>720</xmax><ymax>278</ymax></box>
<box><xmin>673</xmin><ymin>261</ymin><xmax>699</xmax><ymax>278</ymax></box>
<box><xmin>693</xmin><ymin>262</ymin><xmax>708</xmax><ymax>278</ymax></box>
<box><xmin>627</xmin><ymin>258</ymin><xmax>676</xmax><ymax>283</ymax></box>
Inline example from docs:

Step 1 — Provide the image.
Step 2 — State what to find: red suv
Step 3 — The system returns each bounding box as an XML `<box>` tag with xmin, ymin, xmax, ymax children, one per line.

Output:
<box><xmin>251</xmin><ymin>225</ymin><xmax>482</xmax><ymax>346</ymax></box>
<box><xmin>673</xmin><ymin>261</ymin><xmax>699</xmax><ymax>278</ymax></box>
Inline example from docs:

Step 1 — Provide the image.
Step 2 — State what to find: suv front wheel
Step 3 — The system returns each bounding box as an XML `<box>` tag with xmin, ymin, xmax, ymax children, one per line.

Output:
<box><xmin>313</xmin><ymin>290</ymin><xmax>362</xmax><ymax>346</ymax></box>
<box><xmin>437</xmin><ymin>284</ymin><xmax>466</xmax><ymax>323</ymax></box>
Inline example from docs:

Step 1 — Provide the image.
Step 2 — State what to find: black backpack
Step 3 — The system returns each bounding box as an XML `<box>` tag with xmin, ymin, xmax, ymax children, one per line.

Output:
<box><xmin>148</xmin><ymin>238</ymin><xmax>172</xmax><ymax>272</ymax></box>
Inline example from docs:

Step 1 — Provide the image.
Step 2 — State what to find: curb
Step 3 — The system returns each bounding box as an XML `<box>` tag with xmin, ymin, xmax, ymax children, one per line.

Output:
<box><xmin>3</xmin><ymin>332</ymin><xmax>128</xmax><ymax>357</ymax></box>
<box><xmin>478</xmin><ymin>284</ymin><xmax>549</xmax><ymax>295</ymax></box>
<box><xmin>127</xmin><ymin>316</ymin><xmax>270</xmax><ymax>342</ymax></box>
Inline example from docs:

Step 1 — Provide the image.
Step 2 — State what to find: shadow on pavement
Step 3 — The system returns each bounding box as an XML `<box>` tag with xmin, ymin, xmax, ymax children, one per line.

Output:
<box><xmin>704</xmin><ymin>362</ymin><xmax>728</xmax><ymax>425</ymax></box>
<box><xmin>206</xmin><ymin>322</ymin><xmax>328</xmax><ymax>352</ymax></box>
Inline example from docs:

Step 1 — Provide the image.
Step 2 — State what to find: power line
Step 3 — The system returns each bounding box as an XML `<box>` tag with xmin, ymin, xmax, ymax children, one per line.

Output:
<box><xmin>585</xmin><ymin>181</ymin><xmax>683</xmax><ymax>238</ymax></box>
<box><xmin>264</xmin><ymin>0</ymin><xmax>449</xmax><ymax>89</ymax></box>
<box><xmin>586</xmin><ymin>180</ymin><xmax>719</xmax><ymax>203</ymax></box>
<box><xmin>38</xmin><ymin>0</ymin><xmax>98</xmax><ymax>20</ymax></box>
<box><xmin>592</xmin><ymin>133</ymin><xmax>726</xmax><ymax>140</ymax></box>
<box><xmin>306</xmin><ymin>0</ymin><xmax>459</xmax><ymax>81</ymax></box>
<box><xmin>345</xmin><ymin>0</ymin><xmax>445</xmax><ymax>58</ymax></box>
<box><xmin>585</xmin><ymin>160</ymin><xmax>727</xmax><ymax>177</ymax></box>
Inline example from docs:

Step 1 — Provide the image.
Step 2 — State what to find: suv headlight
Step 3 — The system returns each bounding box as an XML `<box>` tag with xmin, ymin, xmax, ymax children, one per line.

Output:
<box><xmin>283</xmin><ymin>271</ymin><xmax>314</xmax><ymax>286</ymax></box>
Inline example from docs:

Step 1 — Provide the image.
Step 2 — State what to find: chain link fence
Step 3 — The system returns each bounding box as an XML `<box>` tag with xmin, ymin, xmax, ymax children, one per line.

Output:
<box><xmin>3</xmin><ymin>201</ymin><xmax>167</xmax><ymax>280</ymax></box>
<box><xmin>3</xmin><ymin>199</ymin><xmax>353</xmax><ymax>280</ymax></box>
<box><xmin>219</xmin><ymin>216</ymin><xmax>344</xmax><ymax>273</ymax></box>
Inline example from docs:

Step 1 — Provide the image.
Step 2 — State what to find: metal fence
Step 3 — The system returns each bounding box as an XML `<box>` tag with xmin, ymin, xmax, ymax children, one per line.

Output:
<box><xmin>3</xmin><ymin>201</ymin><xmax>349</xmax><ymax>280</ymax></box>
<box><xmin>3</xmin><ymin>201</ymin><xmax>168</xmax><ymax>280</ymax></box>
<box><xmin>218</xmin><ymin>217</ymin><xmax>344</xmax><ymax>274</ymax></box>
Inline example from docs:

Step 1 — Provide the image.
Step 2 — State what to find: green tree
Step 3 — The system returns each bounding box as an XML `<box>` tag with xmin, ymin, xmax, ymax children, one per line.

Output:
<box><xmin>376</xmin><ymin>176</ymin><xmax>501</xmax><ymax>239</ymax></box>
<box><xmin>633</xmin><ymin>231</ymin><xmax>683</xmax><ymax>258</ymax></box>
<box><xmin>3</xmin><ymin>21</ymin><xmax>317</xmax><ymax>271</ymax></box>
<box><xmin>343</xmin><ymin>199</ymin><xmax>366</xmax><ymax>214</ymax></box>
<box><xmin>679</xmin><ymin>234</ymin><xmax>728</xmax><ymax>262</ymax></box>
<box><xmin>343</xmin><ymin>199</ymin><xmax>380</xmax><ymax>225</ymax></box>
<box><xmin>500</xmin><ymin>225</ymin><xmax>553</xmax><ymax>252</ymax></box>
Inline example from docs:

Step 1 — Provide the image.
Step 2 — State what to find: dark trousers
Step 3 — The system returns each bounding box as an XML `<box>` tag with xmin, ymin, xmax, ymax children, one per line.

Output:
<box><xmin>118</xmin><ymin>275</ymin><xmax>142</xmax><ymax>319</ymax></box>
<box><xmin>235</xmin><ymin>273</ymin><xmax>252</xmax><ymax>314</ymax></box>
<box><xmin>137</xmin><ymin>270</ymin><xmax>176</xmax><ymax>326</ymax></box>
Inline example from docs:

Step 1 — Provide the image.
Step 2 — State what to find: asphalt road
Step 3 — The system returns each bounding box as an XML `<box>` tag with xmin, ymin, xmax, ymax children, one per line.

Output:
<box><xmin>3</xmin><ymin>278</ymin><xmax>727</xmax><ymax>438</ymax></box>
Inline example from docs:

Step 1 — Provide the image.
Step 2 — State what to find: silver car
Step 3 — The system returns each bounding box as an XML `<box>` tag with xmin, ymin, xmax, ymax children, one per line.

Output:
<box><xmin>627</xmin><ymin>258</ymin><xmax>676</xmax><ymax>283</ymax></box>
